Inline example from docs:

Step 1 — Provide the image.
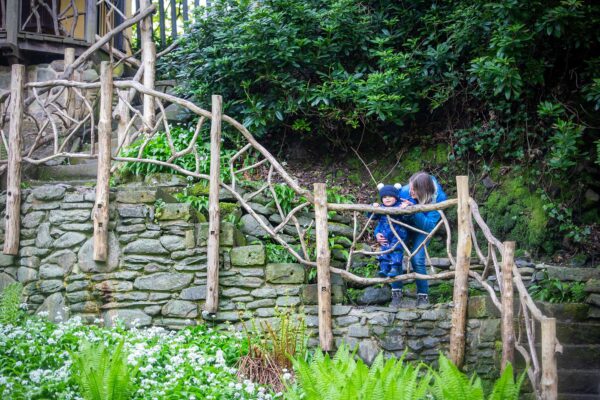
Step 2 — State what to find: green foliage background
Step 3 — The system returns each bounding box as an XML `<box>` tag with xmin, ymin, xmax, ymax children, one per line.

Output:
<box><xmin>157</xmin><ymin>0</ymin><xmax>600</xmax><ymax>257</ymax></box>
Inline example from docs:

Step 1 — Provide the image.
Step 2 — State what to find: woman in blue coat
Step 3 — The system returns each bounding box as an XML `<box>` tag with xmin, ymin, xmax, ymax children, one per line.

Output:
<box><xmin>386</xmin><ymin>172</ymin><xmax>447</xmax><ymax>307</ymax></box>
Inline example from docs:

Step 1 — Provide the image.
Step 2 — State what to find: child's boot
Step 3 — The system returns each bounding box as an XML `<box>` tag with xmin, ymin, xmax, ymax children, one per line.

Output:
<box><xmin>378</xmin><ymin>262</ymin><xmax>390</xmax><ymax>277</ymax></box>
<box><xmin>390</xmin><ymin>289</ymin><xmax>403</xmax><ymax>308</ymax></box>
<box><xmin>416</xmin><ymin>294</ymin><xmax>430</xmax><ymax>308</ymax></box>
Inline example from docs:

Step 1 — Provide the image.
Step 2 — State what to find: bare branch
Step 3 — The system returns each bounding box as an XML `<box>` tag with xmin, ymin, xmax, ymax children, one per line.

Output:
<box><xmin>328</xmin><ymin>199</ymin><xmax>458</xmax><ymax>214</ymax></box>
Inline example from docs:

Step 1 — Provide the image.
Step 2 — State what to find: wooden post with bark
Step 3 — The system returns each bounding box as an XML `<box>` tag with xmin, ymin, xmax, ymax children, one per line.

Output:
<box><xmin>92</xmin><ymin>62</ymin><xmax>113</xmax><ymax>261</ymax></box>
<box><xmin>140</xmin><ymin>0</ymin><xmax>156</xmax><ymax>131</ymax></box>
<box><xmin>501</xmin><ymin>241</ymin><xmax>516</xmax><ymax>371</ymax></box>
<box><xmin>3</xmin><ymin>65</ymin><xmax>25</xmax><ymax>255</ymax></box>
<box><xmin>449</xmin><ymin>175</ymin><xmax>472</xmax><ymax>368</ymax></box>
<box><xmin>85</xmin><ymin>1</ymin><xmax>98</xmax><ymax>44</ymax></box>
<box><xmin>64</xmin><ymin>48</ymin><xmax>76</xmax><ymax>123</ymax></box>
<box><xmin>114</xmin><ymin>89</ymin><xmax>131</xmax><ymax>153</ymax></box>
<box><xmin>204</xmin><ymin>95</ymin><xmax>223</xmax><ymax>314</ymax></box>
<box><xmin>541</xmin><ymin>317</ymin><xmax>558</xmax><ymax>400</ymax></box>
<box><xmin>314</xmin><ymin>183</ymin><xmax>333</xmax><ymax>351</ymax></box>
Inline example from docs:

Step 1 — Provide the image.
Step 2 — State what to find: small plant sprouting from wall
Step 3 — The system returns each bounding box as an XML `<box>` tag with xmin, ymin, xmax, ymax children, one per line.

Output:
<box><xmin>237</xmin><ymin>308</ymin><xmax>308</xmax><ymax>393</ymax></box>
<box><xmin>528</xmin><ymin>272</ymin><xmax>587</xmax><ymax>303</ymax></box>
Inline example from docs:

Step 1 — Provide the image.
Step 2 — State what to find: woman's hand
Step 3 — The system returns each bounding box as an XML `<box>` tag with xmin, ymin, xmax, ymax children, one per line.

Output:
<box><xmin>399</xmin><ymin>199</ymin><xmax>412</xmax><ymax>209</ymax></box>
<box><xmin>375</xmin><ymin>233</ymin><xmax>388</xmax><ymax>245</ymax></box>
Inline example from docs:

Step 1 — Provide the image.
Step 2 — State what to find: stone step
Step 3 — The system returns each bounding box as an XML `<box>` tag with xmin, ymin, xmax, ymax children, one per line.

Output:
<box><xmin>554</xmin><ymin>322</ymin><xmax>600</xmax><ymax>344</ymax></box>
<box><xmin>558</xmin><ymin>369</ymin><xmax>600</xmax><ymax>395</ymax></box>
<box><xmin>69</xmin><ymin>157</ymin><xmax>98</xmax><ymax>165</ymax></box>
<box><xmin>559</xmin><ymin>394</ymin><xmax>600</xmax><ymax>400</ymax></box>
<box><xmin>34</xmin><ymin>163</ymin><xmax>98</xmax><ymax>181</ymax></box>
<box><xmin>557</xmin><ymin>345</ymin><xmax>600</xmax><ymax>369</ymax></box>
<box><xmin>28</xmin><ymin>179</ymin><xmax>96</xmax><ymax>188</ymax></box>
<box><xmin>536</xmin><ymin>302</ymin><xmax>590</xmax><ymax>322</ymax></box>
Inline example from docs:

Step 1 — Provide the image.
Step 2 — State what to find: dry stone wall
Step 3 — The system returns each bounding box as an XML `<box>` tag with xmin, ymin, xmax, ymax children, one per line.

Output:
<box><xmin>0</xmin><ymin>183</ymin><xmax>533</xmax><ymax>377</ymax></box>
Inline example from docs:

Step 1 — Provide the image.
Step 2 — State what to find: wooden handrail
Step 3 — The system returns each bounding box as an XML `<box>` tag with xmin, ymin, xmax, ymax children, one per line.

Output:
<box><xmin>327</xmin><ymin>198</ymin><xmax>458</xmax><ymax>214</ymax></box>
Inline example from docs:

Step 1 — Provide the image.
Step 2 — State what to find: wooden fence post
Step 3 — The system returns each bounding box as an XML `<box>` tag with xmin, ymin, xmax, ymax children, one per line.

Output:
<box><xmin>449</xmin><ymin>175</ymin><xmax>472</xmax><ymax>368</ymax></box>
<box><xmin>114</xmin><ymin>90</ymin><xmax>131</xmax><ymax>153</ymax></box>
<box><xmin>140</xmin><ymin>0</ymin><xmax>155</xmax><ymax>131</ymax></box>
<box><xmin>92</xmin><ymin>62</ymin><xmax>113</xmax><ymax>261</ymax></box>
<box><xmin>314</xmin><ymin>183</ymin><xmax>333</xmax><ymax>351</ymax></box>
<box><xmin>3</xmin><ymin>65</ymin><xmax>25</xmax><ymax>256</ymax></box>
<box><xmin>85</xmin><ymin>1</ymin><xmax>98</xmax><ymax>44</ymax></box>
<box><xmin>541</xmin><ymin>317</ymin><xmax>558</xmax><ymax>400</ymax></box>
<box><xmin>501</xmin><ymin>241</ymin><xmax>516</xmax><ymax>371</ymax></box>
<box><xmin>204</xmin><ymin>95</ymin><xmax>222</xmax><ymax>314</ymax></box>
<box><xmin>64</xmin><ymin>48</ymin><xmax>76</xmax><ymax>122</ymax></box>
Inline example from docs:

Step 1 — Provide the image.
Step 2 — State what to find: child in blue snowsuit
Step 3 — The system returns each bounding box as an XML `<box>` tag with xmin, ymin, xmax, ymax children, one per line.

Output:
<box><xmin>370</xmin><ymin>183</ymin><xmax>409</xmax><ymax>307</ymax></box>
<box><xmin>396</xmin><ymin>172</ymin><xmax>447</xmax><ymax>307</ymax></box>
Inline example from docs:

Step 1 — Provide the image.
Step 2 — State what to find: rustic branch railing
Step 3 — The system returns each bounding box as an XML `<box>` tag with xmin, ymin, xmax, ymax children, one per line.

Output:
<box><xmin>0</xmin><ymin>7</ymin><xmax>559</xmax><ymax>399</ymax></box>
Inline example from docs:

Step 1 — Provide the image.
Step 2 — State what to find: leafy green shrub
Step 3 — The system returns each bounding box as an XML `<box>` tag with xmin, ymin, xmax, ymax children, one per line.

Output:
<box><xmin>547</xmin><ymin>119</ymin><xmax>585</xmax><ymax>173</ymax></box>
<box><xmin>118</xmin><ymin>125</ymin><xmax>237</xmax><ymax>182</ymax></box>
<box><xmin>529</xmin><ymin>273</ymin><xmax>588</xmax><ymax>303</ymax></box>
<box><xmin>163</xmin><ymin>0</ymin><xmax>599</xmax><ymax>151</ymax></box>
<box><xmin>350</xmin><ymin>262</ymin><xmax>379</xmax><ymax>279</ymax></box>
<box><xmin>157</xmin><ymin>0</ymin><xmax>600</xmax><ymax>257</ymax></box>
<box><xmin>71</xmin><ymin>339</ymin><xmax>138</xmax><ymax>400</ymax></box>
<box><xmin>0</xmin><ymin>282</ymin><xmax>24</xmax><ymax>325</ymax></box>
<box><xmin>469</xmin><ymin>56</ymin><xmax>523</xmax><ymax>101</ymax></box>
<box><xmin>266</xmin><ymin>243</ymin><xmax>298</xmax><ymax>263</ymax></box>
<box><xmin>174</xmin><ymin>189</ymin><xmax>209</xmax><ymax>215</ymax></box>
<box><xmin>452</xmin><ymin>120</ymin><xmax>522</xmax><ymax>161</ymax></box>
<box><xmin>326</xmin><ymin>187</ymin><xmax>356</xmax><ymax>204</ymax></box>
<box><xmin>540</xmin><ymin>192</ymin><xmax>591</xmax><ymax>244</ymax></box>
<box><xmin>268</xmin><ymin>184</ymin><xmax>299</xmax><ymax>215</ymax></box>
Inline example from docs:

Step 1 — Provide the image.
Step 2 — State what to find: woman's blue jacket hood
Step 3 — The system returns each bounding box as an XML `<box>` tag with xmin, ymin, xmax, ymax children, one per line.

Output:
<box><xmin>399</xmin><ymin>176</ymin><xmax>447</xmax><ymax>232</ymax></box>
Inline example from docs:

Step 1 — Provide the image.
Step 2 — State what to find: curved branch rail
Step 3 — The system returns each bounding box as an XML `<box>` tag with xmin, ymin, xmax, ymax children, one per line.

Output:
<box><xmin>0</xmin><ymin>67</ymin><xmax>558</xmax><ymax>398</ymax></box>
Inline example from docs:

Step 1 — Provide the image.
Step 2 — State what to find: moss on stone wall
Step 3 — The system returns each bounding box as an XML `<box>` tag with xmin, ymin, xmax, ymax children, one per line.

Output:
<box><xmin>481</xmin><ymin>174</ymin><xmax>549</xmax><ymax>254</ymax></box>
<box><xmin>389</xmin><ymin>144</ymin><xmax>451</xmax><ymax>184</ymax></box>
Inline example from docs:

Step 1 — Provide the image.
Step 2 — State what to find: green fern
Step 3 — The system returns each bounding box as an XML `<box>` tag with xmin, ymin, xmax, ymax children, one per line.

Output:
<box><xmin>488</xmin><ymin>363</ymin><xmax>526</xmax><ymax>400</ymax></box>
<box><xmin>430</xmin><ymin>354</ymin><xmax>484</xmax><ymax>400</ymax></box>
<box><xmin>286</xmin><ymin>344</ymin><xmax>430</xmax><ymax>400</ymax></box>
<box><xmin>71</xmin><ymin>339</ymin><xmax>139</xmax><ymax>400</ymax></box>
<box><xmin>0</xmin><ymin>282</ymin><xmax>24</xmax><ymax>325</ymax></box>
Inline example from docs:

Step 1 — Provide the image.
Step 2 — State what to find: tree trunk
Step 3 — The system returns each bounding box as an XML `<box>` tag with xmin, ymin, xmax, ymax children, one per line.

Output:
<box><xmin>204</xmin><ymin>95</ymin><xmax>223</xmax><ymax>314</ymax></box>
<box><xmin>314</xmin><ymin>183</ymin><xmax>333</xmax><ymax>351</ymax></box>
<box><xmin>449</xmin><ymin>175</ymin><xmax>472</xmax><ymax>368</ymax></box>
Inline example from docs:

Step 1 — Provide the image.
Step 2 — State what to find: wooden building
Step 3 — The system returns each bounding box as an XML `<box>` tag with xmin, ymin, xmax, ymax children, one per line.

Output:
<box><xmin>0</xmin><ymin>0</ymin><xmax>207</xmax><ymax>65</ymax></box>
<box><xmin>0</xmin><ymin>0</ymin><xmax>131</xmax><ymax>64</ymax></box>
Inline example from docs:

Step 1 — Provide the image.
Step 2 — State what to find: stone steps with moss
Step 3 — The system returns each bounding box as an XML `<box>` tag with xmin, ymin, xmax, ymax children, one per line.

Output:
<box><xmin>548</xmin><ymin>308</ymin><xmax>600</xmax><ymax>398</ymax></box>
<box><xmin>557</xmin><ymin>369</ymin><xmax>600</xmax><ymax>397</ymax></box>
<box><xmin>558</xmin><ymin>394</ymin><xmax>600</xmax><ymax>400</ymax></box>
<box><xmin>31</xmin><ymin>163</ymin><xmax>98</xmax><ymax>182</ymax></box>
<box><xmin>28</xmin><ymin>129</ymin><xmax>122</xmax><ymax>183</ymax></box>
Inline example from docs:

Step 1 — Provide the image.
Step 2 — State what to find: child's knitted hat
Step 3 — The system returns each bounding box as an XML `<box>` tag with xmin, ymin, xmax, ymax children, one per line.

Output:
<box><xmin>377</xmin><ymin>183</ymin><xmax>402</xmax><ymax>200</ymax></box>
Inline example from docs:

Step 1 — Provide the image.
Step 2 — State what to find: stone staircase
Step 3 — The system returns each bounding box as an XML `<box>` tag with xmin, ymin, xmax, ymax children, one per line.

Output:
<box><xmin>27</xmin><ymin>130</ymin><xmax>121</xmax><ymax>186</ymax></box>
<box><xmin>541</xmin><ymin>304</ymin><xmax>600</xmax><ymax>399</ymax></box>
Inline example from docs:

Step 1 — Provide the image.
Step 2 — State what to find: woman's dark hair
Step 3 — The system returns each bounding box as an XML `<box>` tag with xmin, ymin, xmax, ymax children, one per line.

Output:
<box><xmin>410</xmin><ymin>172</ymin><xmax>435</xmax><ymax>204</ymax></box>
